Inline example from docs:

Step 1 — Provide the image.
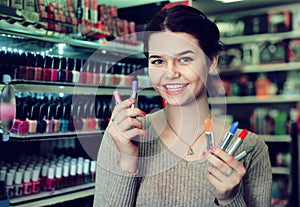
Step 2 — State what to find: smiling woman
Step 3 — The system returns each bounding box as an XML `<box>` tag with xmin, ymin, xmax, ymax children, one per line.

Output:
<box><xmin>93</xmin><ymin>5</ymin><xmax>272</xmax><ymax>207</ymax></box>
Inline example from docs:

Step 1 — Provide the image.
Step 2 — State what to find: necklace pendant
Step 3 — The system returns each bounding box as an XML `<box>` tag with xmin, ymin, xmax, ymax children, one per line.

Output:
<box><xmin>187</xmin><ymin>148</ymin><xmax>194</xmax><ymax>155</ymax></box>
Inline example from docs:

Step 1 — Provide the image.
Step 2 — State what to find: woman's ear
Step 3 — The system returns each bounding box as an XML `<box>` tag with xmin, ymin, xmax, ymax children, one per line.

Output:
<box><xmin>208</xmin><ymin>55</ymin><xmax>219</xmax><ymax>74</ymax></box>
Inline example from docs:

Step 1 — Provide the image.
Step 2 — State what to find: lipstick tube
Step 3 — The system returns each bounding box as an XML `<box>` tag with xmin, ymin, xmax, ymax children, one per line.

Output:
<box><xmin>205</xmin><ymin>118</ymin><xmax>215</xmax><ymax>151</ymax></box>
<box><xmin>130</xmin><ymin>78</ymin><xmax>138</xmax><ymax>109</ymax></box>
<box><xmin>113</xmin><ymin>91</ymin><xmax>122</xmax><ymax>105</ymax></box>
<box><xmin>226</xmin><ymin>129</ymin><xmax>248</xmax><ymax>156</ymax></box>
<box><xmin>219</xmin><ymin>121</ymin><xmax>239</xmax><ymax>150</ymax></box>
<box><xmin>234</xmin><ymin>146</ymin><xmax>255</xmax><ymax>161</ymax></box>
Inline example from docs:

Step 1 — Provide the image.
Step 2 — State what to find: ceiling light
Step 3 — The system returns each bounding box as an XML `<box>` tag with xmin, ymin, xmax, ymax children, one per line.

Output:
<box><xmin>216</xmin><ymin>0</ymin><xmax>244</xmax><ymax>3</ymax></box>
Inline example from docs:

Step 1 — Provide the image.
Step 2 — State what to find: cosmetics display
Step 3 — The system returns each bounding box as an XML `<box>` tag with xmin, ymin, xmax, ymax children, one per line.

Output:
<box><xmin>0</xmin><ymin>153</ymin><xmax>96</xmax><ymax>199</ymax></box>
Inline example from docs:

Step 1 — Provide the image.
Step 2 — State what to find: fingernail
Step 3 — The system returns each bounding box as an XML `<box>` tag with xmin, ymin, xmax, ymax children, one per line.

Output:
<box><xmin>130</xmin><ymin>98</ymin><xmax>136</xmax><ymax>103</ymax></box>
<box><xmin>142</xmin><ymin>111</ymin><xmax>147</xmax><ymax>116</ymax></box>
<box><xmin>210</xmin><ymin>146</ymin><xmax>216</xmax><ymax>153</ymax></box>
<box><xmin>202</xmin><ymin>151</ymin><xmax>206</xmax><ymax>157</ymax></box>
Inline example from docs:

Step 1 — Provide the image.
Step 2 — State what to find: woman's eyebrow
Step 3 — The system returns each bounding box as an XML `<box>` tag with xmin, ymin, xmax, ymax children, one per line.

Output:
<box><xmin>149</xmin><ymin>50</ymin><xmax>195</xmax><ymax>59</ymax></box>
<box><xmin>149</xmin><ymin>55</ymin><xmax>162</xmax><ymax>59</ymax></box>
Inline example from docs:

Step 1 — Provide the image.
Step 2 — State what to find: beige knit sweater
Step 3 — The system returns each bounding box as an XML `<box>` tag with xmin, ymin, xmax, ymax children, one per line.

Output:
<box><xmin>93</xmin><ymin>115</ymin><xmax>272</xmax><ymax>207</ymax></box>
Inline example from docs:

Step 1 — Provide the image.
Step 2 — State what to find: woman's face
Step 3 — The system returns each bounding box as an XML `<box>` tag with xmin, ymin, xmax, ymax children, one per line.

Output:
<box><xmin>148</xmin><ymin>31</ymin><xmax>217</xmax><ymax>106</ymax></box>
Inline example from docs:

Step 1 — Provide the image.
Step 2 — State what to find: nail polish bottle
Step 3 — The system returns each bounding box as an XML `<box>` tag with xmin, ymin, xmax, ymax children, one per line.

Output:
<box><xmin>23</xmin><ymin>170</ymin><xmax>32</xmax><ymax>195</ymax></box>
<box><xmin>65</xmin><ymin>57</ymin><xmax>73</xmax><ymax>83</ymax></box>
<box><xmin>0</xmin><ymin>170</ymin><xmax>6</xmax><ymax>183</ymax></box>
<box><xmin>87</xmin><ymin>102</ymin><xmax>96</xmax><ymax>130</ymax></box>
<box><xmin>83</xmin><ymin>159</ymin><xmax>90</xmax><ymax>183</ymax></box>
<box><xmin>73</xmin><ymin>104</ymin><xmax>83</xmax><ymax>131</ymax></box>
<box><xmin>76</xmin><ymin>161</ymin><xmax>84</xmax><ymax>185</ymax></box>
<box><xmin>94</xmin><ymin>103</ymin><xmax>101</xmax><ymax>130</ymax></box>
<box><xmin>55</xmin><ymin>163</ymin><xmax>63</xmax><ymax>189</ymax></box>
<box><xmin>81</xmin><ymin>104</ymin><xmax>89</xmax><ymax>131</ymax></box>
<box><xmin>85</xmin><ymin>61</ymin><xmax>94</xmax><ymax>84</ymax></box>
<box><xmin>36</xmin><ymin>105</ymin><xmax>47</xmax><ymax>133</ymax></box>
<box><xmin>90</xmin><ymin>160</ymin><xmax>96</xmax><ymax>182</ymax></box>
<box><xmin>62</xmin><ymin>162</ymin><xmax>70</xmax><ymax>188</ymax></box>
<box><xmin>24</xmin><ymin>53</ymin><xmax>35</xmax><ymax>80</ymax></box>
<box><xmin>98</xmin><ymin>61</ymin><xmax>106</xmax><ymax>85</ymax></box>
<box><xmin>45</xmin><ymin>166</ymin><xmax>55</xmax><ymax>191</ymax></box>
<box><xmin>17</xmin><ymin>52</ymin><xmax>27</xmax><ymax>80</ymax></box>
<box><xmin>68</xmin><ymin>104</ymin><xmax>75</xmax><ymax>132</ymax></box>
<box><xmin>41</xmin><ymin>164</ymin><xmax>48</xmax><ymax>191</ymax></box>
<box><xmin>79</xmin><ymin>59</ymin><xmax>88</xmax><ymax>84</ymax></box>
<box><xmin>104</xmin><ymin>62</ymin><xmax>112</xmax><ymax>86</ymax></box>
<box><xmin>31</xmin><ymin>169</ymin><xmax>40</xmax><ymax>194</ymax></box>
<box><xmin>26</xmin><ymin>106</ymin><xmax>37</xmax><ymax>134</ymax></box>
<box><xmin>44</xmin><ymin>104</ymin><xmax>54</xmax><ymax>133</ymax></box>
<box><xmin>61</xmin><ymin>104</ymin><xmax>70</xmax><ymax>133</ymax></box>
<box><xmin>50</xmin><ymin>56</ymin><xmax>59</xmax><ymax>82</ymax></box>
<box><xmin>92</xmin><ymin>61</ymin><xmax>100</xmax><ymax>85</ymax></box>
<box><xmin>14</xmin><ymin>171</ymin><xmax>23</xmax><ymax>197</ymax></box>
<box><xmin>33</xmin><ymin>53</ymin><xmax>43</xmax><ymax>81</ymax></box>
<box><xmin>5</xmin><ymin>172</ymin><xmax>14</xmax><ymax>198</ymax></box>
<box><xmin>58</xmin><ymin>57</ymin><xmax>67</xmax><ymax>82</ymax></box>
<box><xmin>43</xmin><ymin>55</ymin><xmax>53</xmax><ymax>81</ymax></box>
<box><xmin>52</xmin><ymin>103</ymin><xmax>62</xmax><ymax>133</ymax></box>
<box><xmin>69</xmin><ymin>161</ymin><xmax>77</xmax><ymax>186</ymax></box>
<box><xmin>11</xmin><ymin>104</ymin><xmax>29</xmax><ymax>135</ymax></box>
<box><xmin>72</xmin><ymin>58</ymin><xmax>81</xmax><ymax>83</ymax></box>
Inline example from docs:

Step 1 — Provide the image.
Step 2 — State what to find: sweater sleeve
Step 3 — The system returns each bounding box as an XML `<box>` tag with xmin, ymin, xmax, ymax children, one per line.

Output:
<box><xmin>93</xmin><ymin>131</ymin><xmax>140</xmax><ymax>207</ymax></box>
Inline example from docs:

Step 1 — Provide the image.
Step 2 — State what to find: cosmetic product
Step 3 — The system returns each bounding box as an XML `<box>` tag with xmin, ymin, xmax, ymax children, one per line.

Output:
<box><xmin>205</xmin><ymin>118</ymin><xmax>215</xmax><ymax>151</ymax></box>
<box><xmin>69</xmin><ymin>161</ymin><xmax>77</xmax><ymax>186</ymax></box>
<box><xmin>65</xmin><ymin>58</ymin><xmax>73</xmax><ymax>82</ymax></box>
<box><xmin>73</xmin><ymin>104</ymin><xmax>84</xmax><ymax>131</ymax></box>
<box><xmin>76</xmin><ymin>161</ymin><xmax>84</xmax><ymax>184</ymax></box>
<box><xmin>31</xmin><ymin>169</ymin><xmax>40</xmax><ymax>194</ymax></box>
<box><xmin>235</xmin><ymin>146</ymin><xmax>255</xmax><ymax>161</ymax></box>
<box><xmin>55</xmin><ymin>164</ymin><xmax>63</xmax><ymax>189</ymax></box>
<box><xmin>226</xmin><ymin>129</ymin><xmax>249</xmax><ymax>156</ymax></box>
<box><xmin>33</xmin><ymin>53</ymin><xmax>43</xmax><ymax>81</ymax></box>
<box><xmin>50</xmin><ymin>57</ymin><xmax>59</xmax><ymax>82</ymax></box>
<box><xmin>104</xmin><ymin>62</ymin><xmax>112</xmax><ymax>86</ymax></box>
<box><xmin>68</xmin><ymin>104</ymin><xmax>75</xmax><ymax>132</ymax></box>
<box><xmin>58</xmin><ymin>57</ymin><xmax>67</xmax><ymax>82</ymax></box>
<box><xmin>44</xmin><ymin>104</ymin><xmax>54</xmax><ymax>133</ymax></box>
<box><xmin>83</xmin><ymin>159</ymin><xmax>90</xmax><ymax>183</ymax></box>
<box><xmin>36</xmin><ymin>105</ymin><xmax>47</xmax><ymax>133</ymax></box>
<box><xmin>79</xmin><ymin>59</ymin><xmax>88</xmax><ymax>84</ymax></box>
<box><xmin>27</xmin><ymin>106</ymin><xmax>37</xmax><ymax>133</ymax></box>
<box><xmin>0</xmin><ymin>171</ymin><xmax>6</xmax><ymax>182</ymax></box>
<box><xmin>62</xmin><ymin>162</ymin><xmax>70</xmax><ymax>188</ymax></box>
<box><xmin>41</xmin><ymin>164</ymin><xmax>48</xmax><ymax>191</ymax></box>
<box><xmin>43</xmin><ymin>56</ymin><xmax>53</xmax><ymax>81</ymax></box>
<box><xmin>219</xmin><ymin>121</ymin><xmax>239</xmax><ymax>150</ymax></box>
<box><xmin>24</xmin><ymin>53</ymin><xmax>35</xmax><ymax>80</ymax></box>
<box><xmin>92</xmin><ymin>61</ymin><xmax>100</xmax><ymax>85</ymax></box>
<box><xmin>61</xmin><ymin>104</ymin><xmax>70</xmax><ymax>133</ymax></box>
<box><xmin>90</xmin><ymin>160</ymin><xmax>96</xmax><ymax>182</ymax></box>
<box><xmin>113</xmin><ymin>91</ymin><xmax>122</xmax><ymax>105</ymax></box>
<box><xmin>45</xmin><ymin>166</ymin><xmax>55</xmax><ymax>191</ymax></box>
<box><xmin>23</xmin><ymin>170</ymin><xmax>32</xmax><ymax>195</ymax></box>
<box><xmin>5</xmin><ymin>172</ymin><xmax>14</xmax><ymax>198</ymax></box>
<box><xmin>72</xmin><ymin>59</ymin><xmax>81</xmax><ymax>83</ymax></box>
<box><xmin>11</xmin><ymin>104</ymin><xmax>29</xmax><ymax>135</ymax></box>
<box><xmin>14</xmin><ymin>171</ymin><xmax>23</xmax><ymax>197</ymax></box>
<box><xmin>87</xmin><ymin>102</ymin><xmax>96</xmax><ymax>130</ymax></box>
<box><xmin>130</xmin><ymin>78</ymin><xmax>138</xmax><ymax>109</ymax></box>
<box><xmin>52</xmin><ymin>103</ymin><xmax>62</xmax><ymax>133</ymax></box>
<box><xmin>85</xmin><ymin>61</ymin><xmax>94</xmax><ymax>84</ymax></box>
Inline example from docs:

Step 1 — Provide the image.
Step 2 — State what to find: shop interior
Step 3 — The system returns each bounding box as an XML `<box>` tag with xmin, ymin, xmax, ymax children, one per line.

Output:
<box><xmin>0</xmin><ymin>0</ymin><xmax>299</xmax><ymax>206</ymax></box>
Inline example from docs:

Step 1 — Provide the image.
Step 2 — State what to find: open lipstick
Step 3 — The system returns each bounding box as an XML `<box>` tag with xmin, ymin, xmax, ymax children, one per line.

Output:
<box><xmin>205</xmin><ymin>118</ymin><xmax>215</xmax><ymax>151</ymax></box>
<box><xmin>219</xmin><ymin>121</ymin><xmax>239</xmax><ymax>150</ymax></box>
<box><xmin>130</xmin><ymin>78</ymin><xmax>138</xmax><ymax>109</ymax></box>
<box><xmin>226</xmin><ymin>129</ymin><xmax>248</xmax><ymax>156</ymax></box>
<box><xmin>234</xmin><ymin>145</ymin><xmax>255</xmax><ymax>161</ymax></box>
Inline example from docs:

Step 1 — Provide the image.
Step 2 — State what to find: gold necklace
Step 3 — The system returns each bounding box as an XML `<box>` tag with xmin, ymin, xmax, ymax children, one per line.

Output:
<box><xmin>166</xmin><ymin>119</ymin><xmax>206</xmax><ymax>156</ymax></box>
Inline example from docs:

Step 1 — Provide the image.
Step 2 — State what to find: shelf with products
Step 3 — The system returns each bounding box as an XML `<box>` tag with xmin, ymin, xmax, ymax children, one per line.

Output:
<box><xmin>9</xmin><ymin>182</ymin><xmax>95</xmax><ymax>207</ymax></box>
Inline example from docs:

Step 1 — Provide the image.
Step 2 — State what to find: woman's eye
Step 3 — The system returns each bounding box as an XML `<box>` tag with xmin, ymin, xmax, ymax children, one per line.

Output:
<box><xmin>151</xmin><ymin>59</ymin><xmax>164</xmax><ymax>65</ymax></box>
<box><xmin>179</xmin><ymin>57</ymin><xmax>193</xmax><ymax>63</ymax></box>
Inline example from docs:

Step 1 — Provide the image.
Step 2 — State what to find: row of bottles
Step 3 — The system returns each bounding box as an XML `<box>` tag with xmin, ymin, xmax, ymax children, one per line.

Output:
<box><xmin>0</xmin><ymin>49</ymin><xmax>150</xmax><ymax>87</ymax></box>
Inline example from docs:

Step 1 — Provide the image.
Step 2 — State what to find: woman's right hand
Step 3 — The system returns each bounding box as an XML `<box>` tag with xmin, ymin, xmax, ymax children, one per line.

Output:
<box><xmin>108</xmin><ymin>98</ymin><xmax>147</xmax><ymax>173</ymax></box>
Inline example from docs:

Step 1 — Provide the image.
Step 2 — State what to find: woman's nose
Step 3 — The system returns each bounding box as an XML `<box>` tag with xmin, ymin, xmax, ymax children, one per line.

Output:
<box><xmin>165</xmin><ymin>61</ymin><xmax>180</xmax><ymax>78</ymax></box>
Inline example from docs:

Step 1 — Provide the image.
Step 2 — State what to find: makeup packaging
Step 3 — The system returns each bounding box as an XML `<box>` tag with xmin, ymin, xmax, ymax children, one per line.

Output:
<box><xmin>219</xmin><ymin>121</ymin><xmax>239</xmax><ymax>150</ymax></box>
<box><xmin>205</xmin><ymin>118</ymin><xmax>215</xmax><ymax>151</ymax></box>
<box><xmin>14</xmin><ymin>171</ymin><xmax>23</xmax><ymax>197</ymax></box>
<box><xmin>226</xmin><ymin>129</ymin><xmax>248</xmax><ymax>156</ymax></box>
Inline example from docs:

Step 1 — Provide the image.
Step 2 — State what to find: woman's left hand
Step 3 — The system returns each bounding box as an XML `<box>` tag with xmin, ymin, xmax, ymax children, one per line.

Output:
<box><xmin>203</xmin><ymin>146</ymin><xmax>246</xmax><ymax>206</ymax></box>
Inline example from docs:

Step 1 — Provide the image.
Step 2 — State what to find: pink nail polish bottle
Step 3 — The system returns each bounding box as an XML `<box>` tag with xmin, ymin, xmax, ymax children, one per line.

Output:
<box><xmin>5</xmin><ymin>172</ymin><xmax>15</xmax><ymax>198</ymax></box>
<box><xmin>45</xmin><ymin>166</ymin><xmax>55</xmax><ymax>191</ymax></box>
<box><xmin>23</xmin><ymin>170</ymin><xmax>32</xmax><ymax>195</ymax></box>
<box><xmin>31</xmin><ymin>169</ymin><xmax>40</xmax><ymax>194</ymax></box>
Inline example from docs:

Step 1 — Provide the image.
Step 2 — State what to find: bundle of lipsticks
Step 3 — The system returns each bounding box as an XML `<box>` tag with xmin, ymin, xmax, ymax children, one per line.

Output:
<box><xmin>205</xmin><ymin>119</ymin><xmax>254</xmax><ymax>161</ymax></box>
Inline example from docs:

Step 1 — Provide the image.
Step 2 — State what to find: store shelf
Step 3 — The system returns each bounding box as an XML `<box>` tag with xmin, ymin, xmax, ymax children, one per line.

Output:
<box><xmin>217</xmin><ymin>62</ymin><xmax>300</xmax><ymax>75</ymax></box>
<box><xmin>9</xmin><ymin>182</ymin><xmax>95</xmax><ymax>207</ymax></box>
<box><xmin>209</xmin><ymin>94</ymin><xmax>300</xmax><ymax>105</ymax></box>
<box><xmin>261</xmin><ymin>135</ymin><xmax>292</xmax><ymax>143</ymax></box>
<box><xmin>272</xmin><ymin>167</ymin><xmax>290</xmax><ymax>175</ymax></box>
<box><xmin>220</xmin><ymin>30</ymin><xmax>300</xmax><ymax>45</ymax></box>
<box><xmin>9</xmin><ymin>80</ymin><xmax>157</xmax><ymax>96</ymax></box>
<box><xmin>9</xmin><ymin>130</ymin><xmax>104</xmax><ymax>141</ymax></box>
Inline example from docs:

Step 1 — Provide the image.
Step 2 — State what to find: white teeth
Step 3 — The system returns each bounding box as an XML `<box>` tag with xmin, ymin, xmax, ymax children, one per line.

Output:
<box><xmin>165</xmin><ymin>84</ymin><xmax>186</xmax><ymax>90</ymax></box>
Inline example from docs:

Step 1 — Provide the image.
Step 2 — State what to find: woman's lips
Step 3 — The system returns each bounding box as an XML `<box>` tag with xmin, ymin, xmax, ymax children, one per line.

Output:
<box><xmin>163</xmin><ymin>84</ymin><xmax>188</xmax><ymax>95</ymax></box>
